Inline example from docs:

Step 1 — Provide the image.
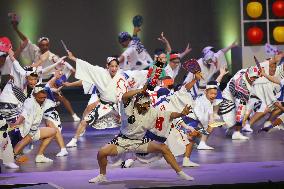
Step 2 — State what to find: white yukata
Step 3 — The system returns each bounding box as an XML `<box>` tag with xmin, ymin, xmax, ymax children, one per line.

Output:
<box><xmin>42</xmin><ymin>96</ymin><xmax>62</xmax><ymax>131</ymax></box>
<box><xmin>0</xmin><ymin>58</ymin><xmax>34</xmax><ymax>123</ymax></box>
<box><xmin>109</xmin><ymin>96</ymin><xmax>172</xmax><ymax>154</ymax></box>
<box><xmin>249</xmin><ymin>77</ymin><xmax>278</xmax><ymax>113</ymax></box>
<box><xmin>75</xmin><ymin>59</ymin><xmax>128</xmax><ymax>129</ymax></box>
<box><xmin>190</xmin><ymin>94</ymin><xmax>215</xmax><ymax>129</ymax></box>
<box><xmin>139</xmin><ymin>86</ymin><xmax>194</xmax><ymax>158</ymax></box>
<box><xmin>19</xmin><ymin>97</ymin><xmax>52</xmax><ymax>141</ymax></box>
<box><xmin>219</xmin><ymin>61</ymin><xmax>270</xmax><ymax>128</ymax></box>
<box><xmin>164</xmin><ymin>64</ymin><xmax>181</xmax><ymax>80</ymax></box>
<box><xmin>121</xmin><ymin>37</ymin><xmax>153</xmax><ymax>71</ymax></box>
<box><xmin>21</xmin><ymin>40</ymin><xmax>71</xmax><ymax>82</ymax></box>
<box><xmin>183</xmin><ymin>50</ymin><xmax>227</xmax><ymax>98</ymax></box>
<box><xmin>0</xmin><ymin>56</ymin><xmax>13</xmax><ymax>88</ymax></box>
<box><xmin>124</xmin><ymin>70</ymin><xmax>148</xmax><ymax>90</ymax></box>
<box><xmin>0</xmin><ymin>116</ymin><xmax>14</xmax><ymax>165</ymax></box>
<box><xmin>82</xmin><ymin>81</ymin><xmax>99</xmax><ymax>105</ymax></box>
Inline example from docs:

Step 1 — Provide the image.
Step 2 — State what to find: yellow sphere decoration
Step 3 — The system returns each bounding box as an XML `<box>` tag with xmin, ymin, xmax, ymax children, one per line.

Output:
<box><xmin>246</xmin><ymin>2</ymin><xmax>263</xmax><ymax>18</ymax></box>
<box><xmin>273</xmin><ymin>26</ymin><xmax>284</xmax><ymax>43</ymax></box>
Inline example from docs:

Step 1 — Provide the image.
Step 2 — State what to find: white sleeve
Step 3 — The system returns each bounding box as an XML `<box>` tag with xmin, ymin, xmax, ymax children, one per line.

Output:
<box><xmin>125</xmin><ymin>70</ymin><xmax>148</xmax><ymax>89</ymax></box>
<box><xmin>121</xmin><ymin>47</ymin><xmax>135</xmax><ymax>68</ymax></box>
<box><xmin>62</xmin><ymin>62</ymin><xmax>74</xmax><ymax>78</ymax></box>
<box><xmin>11</xmin><ymin>59</ymin><xmax>29</xmax><ymax>77</ymax></box>
<box><xmin>122</xmin><ymin>47</ymin><xmax>134</xmax><ymax>60</ymax></box>
<box><xmin>280</xmin><ymin>79</ymin><xmax>284</xmax><ymax>87</ymax></box>
<box><xmin>20</xmin><ymin>40</ymin><xmax>38</xmax><ymax>62</ymax></box>
<box><xmin>215</xmin><ymin>50</ymin><xmax>227</xmax><ymax>69</ymax></box>
<box><xmin>193</xmin><ymin>101</ymin><xmax>212</xmax><ymax>127</ymax></box>
<box><xmin>21</xmin><ymin>99</ymin><xmax>33</xmax><ymax>119</ymax></box>
<box><xmin>82</xmin><ymin>81</ymin><xmax>95</xmax><ymax>94</ymax></box>
<box><xmin>0</xmin><ymin>57</ymin><xmax>13</xmax><ymax>75</ymax></box>
<box><xmin>75</xmin><ymin>58</ymin><xmax>107</xmax><ymax>86</ymax></box>
<box><xmin>183</xmin><ymin>72</ymin><xmax>194</xmax><ymax>85</ymax></box>
<box><xmin>259</xmin><ymin>60</ymin><xmax>270</xmax><ymax>74</ymax></box>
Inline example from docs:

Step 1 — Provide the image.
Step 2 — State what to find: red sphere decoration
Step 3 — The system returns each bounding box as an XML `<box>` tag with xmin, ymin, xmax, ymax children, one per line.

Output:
<box><xmin>246</xmin><ymin>26</ymin><xmax>264</xmax><ymax>44</ymax></box>
<box><xmin>272</xmin><ymin>0</ymin><xmax>284</xmax><ymax>18</ymax></box>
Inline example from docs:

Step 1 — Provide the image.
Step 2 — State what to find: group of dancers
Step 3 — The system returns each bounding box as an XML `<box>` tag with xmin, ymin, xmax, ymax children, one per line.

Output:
<box><xmin>1</xmin><ymin>15</ymin><xmax>284</xmax><ymax>183</ymax></box>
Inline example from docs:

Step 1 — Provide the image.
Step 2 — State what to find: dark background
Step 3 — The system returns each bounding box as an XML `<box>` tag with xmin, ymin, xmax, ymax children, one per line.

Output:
<box><xmin>0</xmin><ymin>0</ymin><xmax>241</xmax><ymax>82</ymax></box>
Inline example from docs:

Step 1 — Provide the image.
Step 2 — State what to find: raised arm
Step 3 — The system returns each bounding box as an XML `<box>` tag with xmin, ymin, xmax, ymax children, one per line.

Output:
<box><xmin>40</xmin><ymin>56</ymin><xmax>67</xmax><ymax>74</ymax></box>
<box><xmin>14</xmin><ymin>40</ymin><xmax>28</xmax><ymax>59</ymax></box>
<box><xmin>269</xmin><ymin>52</ymin><xmax>284</xmax><ymax>65</ymax></box>
<box><xmin>122</xmin><ymin>84</ymin><xmax>147</xmax><ymax>104</ymax></box>
<box><xmin>221</xmin><ymin>41</ymin><xmax>238</xmax><ymax>54</ymax></box>
<box><xmin>11</xmin><ymin>22</ymin><xmax>28</xmax><ymax>41</ymax></box>
<box><xmin>157</xmin><ymin>32</ymin><xmax>172</xmax><ymax>53</ymax></box>
<box><xmin>30</xmin><ymin>51</ymin><xmax>50</xmax><ymax>68</ymax></box>
<box><xmin>133</xmin><ymin>27</ymin><xmax>141</xmax><ymax>37</ymax></box>
<box><xmin>184</xmin><ymin>72</ymin><xmax>203</xmax><ymax>90</ymax></box>
<box><xmin>179</xmin><ymin>43</ymin><xmax>192</xmax><ymax>59</ymax></box>
<box><xmin>216</xmin><ymin>67</ymin><xmax>229</xmax><ymax>83</ymax></box>
<box><xmin>261</xmin><ymin>69</ymin><xmax>280</xmax><ymax>85</ymax></box>
<box><xmin>170</xmin><ymin>105</ymin><xmax>191</xmax><ymax>120</ymax></box>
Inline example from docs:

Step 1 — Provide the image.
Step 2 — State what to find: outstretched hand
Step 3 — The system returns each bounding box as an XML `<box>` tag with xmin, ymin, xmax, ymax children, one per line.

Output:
<box><xmin>183</xmin><ymin>43</ymin><xmax>192</xmax><ymax>54</ymax></box>
<box><xmin>67</xmin><ymin>51</ymin><xmax>77</xmax><ymax>62</ymax></box>
<box><xmin>181</xmin><ymin>105</ymin><xmax>192</xmax><ymax>116</ymax></box>
<box><xmin>194</xmin><ymin>71</ymin><xmax>203</xmax><ymax>80</ymax></box>
<box><xmin>219</xmin><ymin>67</ymin><xmax>229</xmax><ymax>76</ymax></box>
<box><xmin>157</xmin><ymin>32</ymin><xmax>168</xmax><ymax>44</ymax></box>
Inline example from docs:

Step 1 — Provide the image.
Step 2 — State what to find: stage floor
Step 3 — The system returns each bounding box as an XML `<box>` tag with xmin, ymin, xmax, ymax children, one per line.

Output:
<box><xmin>1</xmin><ymin>121</ymin><xmax>284</xmax><ymax>189</ymax></box>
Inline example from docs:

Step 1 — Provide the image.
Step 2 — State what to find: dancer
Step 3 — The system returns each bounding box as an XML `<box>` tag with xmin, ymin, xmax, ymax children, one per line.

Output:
<box><xmin>118</xmin><ymin>26</ymin><xmax>153</xmax><ymax>70</ymax></box>
<box><xmin>66</xmin><ymin>53</ymin><xmax>128</xmax><ymax>148</ymax></box>
<box><xmin>89</xmin><ymin>85</ymin><xmax>194</xmax><ymax>183</ymax></box>
<box><xmin>11</xmin><ymin>86</ymin><xmax>56</xmax><ymax>163</ymax></box>
<box><xmin>11</xmin><ymin>21</ymin><xmax>80</xmax><ymax>122</ymax></box>
<box><xmin>183</xmin><ymin>42</ymin><xmax>237</xmax><ymax>97</ymax></box>
<box><xmin>0</xmin><ymin>115</ymin><xmax>18</xmax><ymax>168</ymax></box>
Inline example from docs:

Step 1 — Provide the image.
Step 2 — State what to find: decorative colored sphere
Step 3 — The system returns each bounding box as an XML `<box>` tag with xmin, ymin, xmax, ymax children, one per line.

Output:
<box><xmin>273</xmin><ymin>26</ymin><xmax>284</xmax><ymax>43</ymax></box>
<box><xmin>272</xmin><ymin>0</ymin><xmax>284</xmax><ymax>18</ymax></box>
<box><xmin>246</xmin><ymin>2</ymin><xmax>263</xmax><ymax>18</ymax></box>
<box><xmin>246</xmin><ymin>26</ymin><xmax>264</xmax><ymax>44</ymax></box>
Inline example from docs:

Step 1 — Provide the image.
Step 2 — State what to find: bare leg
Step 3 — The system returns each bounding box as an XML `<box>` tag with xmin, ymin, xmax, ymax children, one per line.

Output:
<box><xmin>74</xmin><ymin>120</ymin><xmax>88</xmax><ymax>139</ymax></box>
<box><xmin>37</xmin><ymin>127</ymin><xmax>56</xmax><ymax>155</ymax></box>
<box><xmin>269</xmin><ymin>108</ymin><xmax>282</xmax><ymax>121</ymax></box>
<box><xmin>147</xmin><ymin>141</ymin><xmax>181</xmax><ymax>173</ymax></box>
<box><xmin>97</xmin><ymin>144</ymin><xmax>118</xmax><ymax>175</ymax></box>
<box><xmin>83</xmin><ymin>101</ymin><xmax>99</xmax><ymax>119</ymax></box>
<box><xmin>184</xmin><ymin>142</ymin><xmax>194</xmax><ymax>158</ymax></box>
<box><xmin>249</xmin><ymin>112</ymin><xmax>265</xmax><ymax>126</ymax></box>
<box><xmin>55</xmin><ymin>94</ymin><xmax>75</xmax><ymax>116</ymax></box>
<box><xmin>46</xmin><ymin>120</ymin><xmax>65</xmax><ymax>148</ymax></box>
<box><xmin>14</xmin><ymin>135</ymin><xmax>32</xmax><ymax>155</ymax></box>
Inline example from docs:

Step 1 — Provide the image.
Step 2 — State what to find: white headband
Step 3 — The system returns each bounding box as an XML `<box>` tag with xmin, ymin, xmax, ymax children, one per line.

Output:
<box><xmin>33</xmin><ymin>86</ymin><xmax>45</xmax><ymax>94</ymax></box>
<box><xmin>206</xmin><ymin>84</ymin><xmax>218</xmax><ymax>90</ymax></box>
<box><xmin>0</xmin><ymin>51</ymin><xmax>7</xmax><ymax>56</ymax></box>
<box><xmin>37</xmin><ymin>37</ymin><xmax>49</xmax><ymax>43</ymax></box>
<box><xmin>107</xmin><ymin>57</ymin><xmax>118</xmax><ymax>64</ymax></box>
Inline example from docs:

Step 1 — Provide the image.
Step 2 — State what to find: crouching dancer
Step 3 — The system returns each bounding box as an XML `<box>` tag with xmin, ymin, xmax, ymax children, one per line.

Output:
<box><xmin>89</xmin><ymin>85</ymin><xmax>194</xmax><ymax>183</ymax></box>
<box><xmin>10</xmin><ymin>86</ymin><xmax>56</xmax><ymax>163</ymax></box>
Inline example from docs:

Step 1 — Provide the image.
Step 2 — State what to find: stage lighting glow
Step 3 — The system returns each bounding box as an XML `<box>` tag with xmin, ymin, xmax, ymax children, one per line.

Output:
<box><xmin>13</xmin><ymin>0</ymin><xmax>40</xmax><ymax>64</ymax></box>
<box><xmin>215</xmin><ymin>0</ymin><xmax>240</xmax><ymax>71</ymax></box>
<box><xmin>115</xmin><ymin>0</ymin><xmax>144</xmax><ymax>49</ymax></box>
